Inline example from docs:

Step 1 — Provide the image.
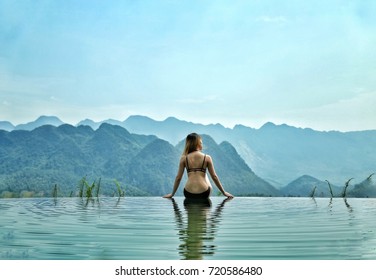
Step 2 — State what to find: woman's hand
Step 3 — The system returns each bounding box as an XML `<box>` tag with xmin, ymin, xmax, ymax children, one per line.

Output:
<box><xmin>163</xmin><ymin>193</ymin><xmax>174</xmax><ymax>198</ymax></box>
<box><xmin>223</xmin><ymin>192</ymin><xmax>234</xmax><ymax>199</ymax></box>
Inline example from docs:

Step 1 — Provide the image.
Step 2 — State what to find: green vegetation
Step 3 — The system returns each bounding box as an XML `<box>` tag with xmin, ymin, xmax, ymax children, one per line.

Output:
<box><xmin>0</xmin><ymin>124</ymin><xmax>278</xmax><ymax>198</ymax></box>
<box><xmin>77</xmin><ymin>176</ymin><xmax>126</xmax><ymax>199</ymax></box>
<box><xmin>114</xmin><ymin>180</ymin><xmax>125</xmax><ymax>197</ymax></box>
<box><xmin>0</xmin><ymin>124</ymin><xmax>375</xmax><ymax>198</ymax></box>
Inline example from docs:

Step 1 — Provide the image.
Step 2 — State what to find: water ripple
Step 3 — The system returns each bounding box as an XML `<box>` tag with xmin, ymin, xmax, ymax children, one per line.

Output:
<box><xmin>0</xmin><ymin>197</ymin><xmax>375</xmax><ymax>259</ymax></box>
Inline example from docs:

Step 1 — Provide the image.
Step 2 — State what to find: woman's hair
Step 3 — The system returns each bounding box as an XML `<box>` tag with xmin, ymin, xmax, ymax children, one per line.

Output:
<box><xmin>183</xmin><ymin>133</ymin><xmax>201</xmax><ymax>155</ymax></box>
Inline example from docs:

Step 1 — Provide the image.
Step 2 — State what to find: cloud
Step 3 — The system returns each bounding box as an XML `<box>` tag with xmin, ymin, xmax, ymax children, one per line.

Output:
<box><xmin>282</xmin><ymin>92</ymin><xmax>376</xmax><ymax>131</ymax></box>
<box><xmin>256</xmin><ymin>16</ymin><xmax>288</xmax><ymax>23</ymax></box>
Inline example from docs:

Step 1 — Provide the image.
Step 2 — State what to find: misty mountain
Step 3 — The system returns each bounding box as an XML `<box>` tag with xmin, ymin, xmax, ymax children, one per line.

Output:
<box><xmin>0</xmin><ymin>115</ymin><xmax>65</xmax><ymax>131</ymax></box>
<box><xmin>117</xmin><ymin>116</ymin><xmax>376</xmax><ymax>187</ymax></box>
<box><xmin>0</xmin><ymin>121</ymin><xmax>14</xmax><ymax>131</ymax></box>
<box><xmin>3</xmin><ymin>115</ymin><xmax>376</xmax><ymax>189</ymax></box>
<box><xmin>349</xmin><ymin>174</ymin><xmax>376</xmax><ymax>198</ymax></box>
<box><xmin>77</xmin><ymin>118</ymin><xmax>124</xmax><ymax>130</ymax></box>
<box><xmin>122</xmin><ymin>115</ymin><xmax>231</xmax><ymax>144</ymax></box>
<box><xmin>279</xmin><ymin>174</ymin><xmax>376</xmax><ymax>198</ymax></box>
<box><xmin>280</xmin><ymin>175</ymin><xmax>342</xmax><ymax>197</ymax></box>
<box><xmin>14</xmin><ymin>116</ymin><xmax>65</xmax><ymax>131</ymax></box>
<box><xmin>230</xmin><ymin>122</ymin><xmax>376</xmax><ymax>188</ymax></box>
<box><xmin>75</xmin><ymin>115</ymin><xmax>232</xmax><ymax>144</ymax></box>
<box><xmin>0</xmin><ymin>123</ymin><xmax>278</xmax><ymax>197</ymax></box>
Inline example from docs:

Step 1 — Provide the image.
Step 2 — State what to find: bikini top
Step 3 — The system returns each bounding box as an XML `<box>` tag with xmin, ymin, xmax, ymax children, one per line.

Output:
<box><xmin>186</xmin><ymin>154</ymin><xmax>207</xmax><ymax>173</ymax></box>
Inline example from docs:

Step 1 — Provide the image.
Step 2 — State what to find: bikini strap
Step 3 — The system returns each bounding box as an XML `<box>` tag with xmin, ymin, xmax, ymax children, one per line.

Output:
<box><xmin>186</xmin><ymin>153</ymin><xmax>207</xmax><ymax>173</ymax></box>
<box><xmin>201</xmin><ymin>154</ymin><xmax>206</xmax><ymax>169</ymax></box>
<box><xmin>186</xmin><ymin>155</ymin><xmax>190</xmax><ymax>170</ymax></box>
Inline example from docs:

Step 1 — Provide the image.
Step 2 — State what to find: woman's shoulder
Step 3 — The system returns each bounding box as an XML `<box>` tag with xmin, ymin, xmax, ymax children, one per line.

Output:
<box><xmin>203</xmin><ymin>153</ymin><xmax>212</xmax><ymax>161</ymax></box>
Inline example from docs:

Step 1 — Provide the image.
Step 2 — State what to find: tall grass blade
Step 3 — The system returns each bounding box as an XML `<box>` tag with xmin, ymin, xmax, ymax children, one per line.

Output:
<box><xmin>367</xmin><ymin>173</ymin><xmax>375</xmax><ymax>181</ymax></box>
<box><xmin>95</xmin><ymin>177</ymin><xmax>101</xmax><ymax>198</ymax></box>
<box><xmin>342</xmin><ymin>178</ymin><xmax>354</xmax><ymax>198</ymax></box>
<box><xmin>114</xmin><ymin>180</ymin><xmax>125</xmax><ymax>197</ymax></box>
<box><xmin>325</xmin><ymin>180</ymin><xmax>334</xmax><ymax>197</ymax></box>
<box><xmin>52</xmin><ymin>184</ymin><xmax>58</xmax><ymax>198</ymax></box>
<box><xmin>309</xmin><ymin>186</ymin><xmax>317</xmax><ymax>198</ymax></box>
<box><xmin>78</xmin><ymin>176</ymin><xmax>87</xmax><ymax>198</ymax></box>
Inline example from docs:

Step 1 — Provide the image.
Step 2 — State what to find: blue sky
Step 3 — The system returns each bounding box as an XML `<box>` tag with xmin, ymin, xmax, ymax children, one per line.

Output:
<box><xmin>1</xmin><ymin>0</ymin><xmax>376</xmax><ymax>131</ymax></box>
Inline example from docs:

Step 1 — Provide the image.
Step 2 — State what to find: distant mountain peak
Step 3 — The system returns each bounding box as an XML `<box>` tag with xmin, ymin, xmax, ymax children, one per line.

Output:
<box><xmin>295</xmin><ymin>175</ymin><xmax>321</xmax><ymax>182</ymax></box>
<box><xmin>164</xmin><ymin>116</ymin><xmax>181</xmax><ymax>122</ymax></box>
<box><xmin>35</xmin><ymin>115</ymin><xmax>62</xmax><ymax>122</ymax></box>
<box><xmin>15</xmin><ymin>115</ymin><xmax>65</xmax><ymax>131</ymax></box>
<box><xmin>260</xmin><ymin>122</ymin><xmax>300</xmax><ymax>132</ymax></box>
<box><xmin>125</xmin><ymin>115</ymin><xmax>155</xmax><ymax>122</ymax></box>
<box><xmin>78</xmin><ymin>118</ymin><xmax>95</xmax><ymax>123</ymax></box>
<box><xmin>0</xmin><ymin>121</ymin><xmax>15</xmax><ymax>131</ymax></box>
<box><xmin>260</xmin><ymin>122</ymin><xmax>276</xmax><ymax>129</ymax></box>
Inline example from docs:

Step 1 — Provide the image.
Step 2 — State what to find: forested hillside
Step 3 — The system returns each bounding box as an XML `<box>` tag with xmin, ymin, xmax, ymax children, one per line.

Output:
<box><xmin>0</xmin><ymin>124</ymin><xmax>278</xmax><ymax>197</ymax></box>
<box><xmin>81</xmin><ymin>115</ymin><xmax>376</xmax><ymax>187</ymax></box>
<box><xmin>3</xmin><ymin>115</ymin><xmax>375</xmax><ymax>189</ymax></box>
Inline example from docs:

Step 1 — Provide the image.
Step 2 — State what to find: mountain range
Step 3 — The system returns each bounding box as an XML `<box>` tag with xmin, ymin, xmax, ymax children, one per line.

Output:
<box><xmin>1</xmin><ymin>115</ymin><xmax>375</xmax><ymax>198</ymax></box>
<box><xmin>0</xmin><ymin>123</ymin><xmax>279</xmax><ymax>198</ymax></box>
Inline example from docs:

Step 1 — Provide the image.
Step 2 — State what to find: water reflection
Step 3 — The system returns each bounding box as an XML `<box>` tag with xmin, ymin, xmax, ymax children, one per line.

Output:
<box><xmin>327</xmin><ymin>197</ymin><xmax>353</xmax><ymax>213</ymax></box>
<box><xmin>343</xmin><ymin>198</ymin><xmax>353</xmax><ymax>212</ymax></box>
<box><xmin>328</xmin><ymin>197</ymin><xmax>333</xmax><ymax>210</ymax></box>
<box><xmin>169</xmin><ymin>197</ymin><xmax>232</xmax><ymax>260</ymax></box>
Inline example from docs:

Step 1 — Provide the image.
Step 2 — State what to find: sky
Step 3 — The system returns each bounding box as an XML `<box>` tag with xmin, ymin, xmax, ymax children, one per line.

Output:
<box><xmin>1</xmin><ymin>0</ymin><xmax>376</xmax><ymax>131</ymax></box>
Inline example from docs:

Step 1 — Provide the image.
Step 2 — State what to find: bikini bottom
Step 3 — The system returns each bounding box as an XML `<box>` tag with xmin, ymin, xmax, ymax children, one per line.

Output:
<box><xmin>183</xmin><ymin>187</ymin><xmax>211</xmax><ymax>199</ymax></box>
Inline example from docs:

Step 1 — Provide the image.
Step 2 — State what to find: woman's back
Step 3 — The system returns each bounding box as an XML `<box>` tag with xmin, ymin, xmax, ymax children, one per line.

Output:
<box><xmin>184</xmin><ymin>151</ymin><xmax>210</xmax><ymax>194</ymax></box>
<box><xmin>186</xmin><ymin>152</ymin><xmax>207</xmax><ymax>174</ymax></box>
<box><xmin>163</xmin><ymin>132</ymin><xmax>233</xmax><ymax>199</ymax></box>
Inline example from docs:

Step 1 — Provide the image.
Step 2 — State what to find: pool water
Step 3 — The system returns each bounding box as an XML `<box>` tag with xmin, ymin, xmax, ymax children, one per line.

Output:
<box><xmin>1</xmin><ymin>197</ymin><xmax>375</xmax><ymax>260</ymax></box>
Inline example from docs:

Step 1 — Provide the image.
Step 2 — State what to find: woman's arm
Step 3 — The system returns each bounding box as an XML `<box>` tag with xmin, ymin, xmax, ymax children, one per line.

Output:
<box><xmin>163</xmin><ymin>156</ymin><xmax>185</xmax><ymax>198</ymax></box>
<box><xmin>207</xmin><ymin>155</ymin><xmax>234</xmax><ymax>198</ymax></box>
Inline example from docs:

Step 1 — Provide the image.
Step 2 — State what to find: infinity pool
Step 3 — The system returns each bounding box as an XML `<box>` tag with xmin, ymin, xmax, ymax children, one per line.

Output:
<box><xmin>1</xmin><ymin>197</ymin><xmax>375</xmax><ymax>260</ymax></box>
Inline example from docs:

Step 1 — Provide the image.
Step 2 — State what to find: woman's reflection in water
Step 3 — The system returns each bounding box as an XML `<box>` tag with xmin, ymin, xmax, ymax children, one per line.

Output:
<box><xmin>169</xmin><ymin>197</ymin><xmax>232</xmax><ymax>260</ymax></box>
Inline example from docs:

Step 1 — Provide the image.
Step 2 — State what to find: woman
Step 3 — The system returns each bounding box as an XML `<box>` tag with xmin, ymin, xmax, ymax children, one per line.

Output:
<box><xmin>163</xmin><ymin>133</ymin><xmax>233</xmax><ymax>199</ymax></box>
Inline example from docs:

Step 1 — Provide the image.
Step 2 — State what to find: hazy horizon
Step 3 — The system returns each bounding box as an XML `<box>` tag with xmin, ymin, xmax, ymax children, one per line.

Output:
<box><xmin>2</xmin><ymin>113</ymin><xmax>376</xmax><ymax>133</ymax></box>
